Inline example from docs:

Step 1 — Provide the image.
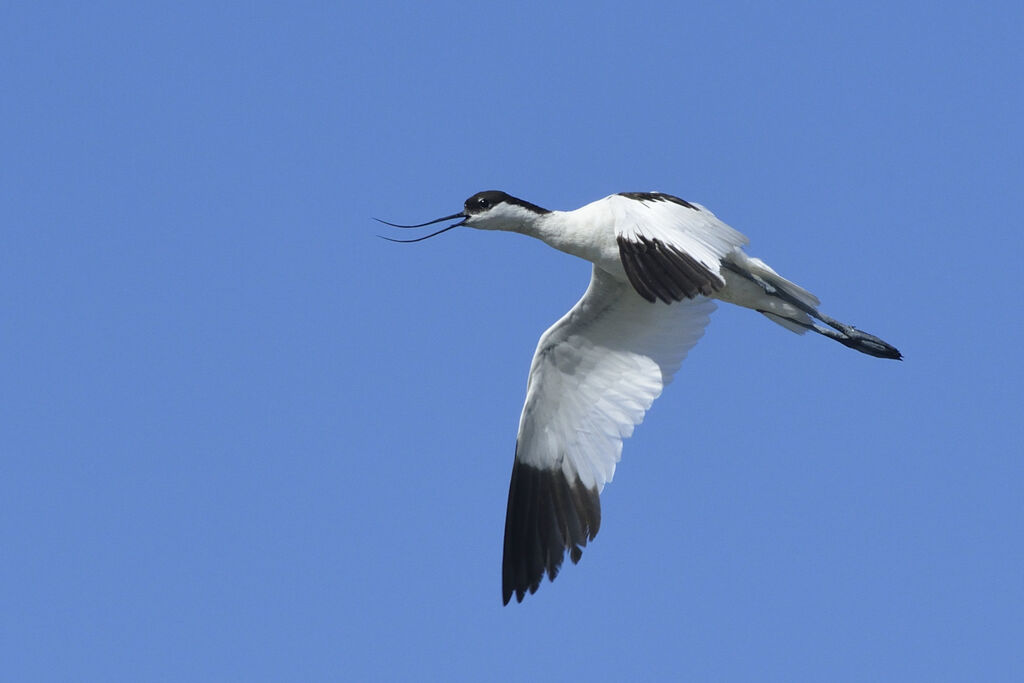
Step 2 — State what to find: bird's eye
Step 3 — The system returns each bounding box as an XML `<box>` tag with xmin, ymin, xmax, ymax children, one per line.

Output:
<box><xmin>478</xmin><ymin>197</ymin><xmax>490</xmax><ymax>208</ymax></box>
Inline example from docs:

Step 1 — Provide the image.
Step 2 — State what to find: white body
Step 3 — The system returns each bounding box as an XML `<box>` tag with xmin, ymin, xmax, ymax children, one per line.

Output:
<box><xmin>478</xmin><ymin>194</ymin><xmax>819</xmax><ymax>341</ymax></box>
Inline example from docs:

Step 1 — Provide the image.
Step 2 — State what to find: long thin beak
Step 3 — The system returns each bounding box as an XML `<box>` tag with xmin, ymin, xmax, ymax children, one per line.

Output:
<box><xmin>374</xmin><ymin>211</ymin><xmax>467</xmax><ymax>243</ymax></box>
<box><xmin>373</xmin><ymin>212</ymin><xmax>465</xmax><ymax>228</ymax></box>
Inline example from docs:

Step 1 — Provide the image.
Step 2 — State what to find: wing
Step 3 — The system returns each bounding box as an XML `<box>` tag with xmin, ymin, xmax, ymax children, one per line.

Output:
<box><xmin>503</xmin><ymin>266</ymin><xmax>716</xmax><ymax>604</ymax></box>
<box><xmin>612</xmin><ymin>192</ymin><xmax>749</xmax><ymax>304</ymax></box>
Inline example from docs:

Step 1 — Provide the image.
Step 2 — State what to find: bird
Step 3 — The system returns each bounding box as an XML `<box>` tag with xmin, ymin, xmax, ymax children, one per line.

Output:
<box><xmin>378</xmin><ymin>190</ymin><xmax>902</xmax><ymax>605</ymax></box>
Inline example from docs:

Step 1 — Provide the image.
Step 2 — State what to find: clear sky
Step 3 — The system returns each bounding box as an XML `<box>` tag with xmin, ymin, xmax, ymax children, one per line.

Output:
<box><xmin>3</xmin><ymin>2</ymin><xmax>1023</xmax><ymax>681</ymax></box>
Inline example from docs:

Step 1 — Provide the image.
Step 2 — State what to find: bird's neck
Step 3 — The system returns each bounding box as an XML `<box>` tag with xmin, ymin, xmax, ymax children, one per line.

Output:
<box><xmin>514</xmin><ymin>211</ymin><xmax>575</xmax><ymax>252</ymax></box>
<box><xmin>514</xmin><ymin>211</ymin><xmax>599</xmax><ymax>264</ymax></box>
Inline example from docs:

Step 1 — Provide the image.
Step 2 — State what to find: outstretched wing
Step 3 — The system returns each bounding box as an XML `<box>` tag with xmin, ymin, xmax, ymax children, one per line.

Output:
<box><xmin>612</xmin><ymin>192</ymin><xmax>749</xmax><ymax>304</ymax></box>
<box><xmin>503</xmin><ymin>266</ymin><xmax>716</xmax><ymax>604</ymax></box>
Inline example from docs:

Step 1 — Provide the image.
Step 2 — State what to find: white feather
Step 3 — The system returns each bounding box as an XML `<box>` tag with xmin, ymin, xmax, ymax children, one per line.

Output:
<box><xmin>515</xmin><ymin>266</ymin><xmax>715</xmax><ymax>492</ymax></box>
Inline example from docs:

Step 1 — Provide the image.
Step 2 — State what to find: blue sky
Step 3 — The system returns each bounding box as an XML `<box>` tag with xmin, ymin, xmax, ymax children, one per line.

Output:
<box><xmin>3</xmin><ymin>2</ymin><xmax>1023</xmax><ymax>681</ymax></box>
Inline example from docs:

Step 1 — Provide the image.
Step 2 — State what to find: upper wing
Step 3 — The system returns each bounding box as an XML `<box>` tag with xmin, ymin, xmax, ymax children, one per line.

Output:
<box><xmin>612</xmin><ymin>192</ymin><xmax>749</xmax><ymax>304</ymax></box>
<box><xmin>503</xmin><ymin>266</ymin><xmax>716</xmax><ymax>604</ymax></box>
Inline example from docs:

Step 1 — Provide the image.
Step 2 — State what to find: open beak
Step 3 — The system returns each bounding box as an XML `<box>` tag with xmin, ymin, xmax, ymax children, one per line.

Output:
<box><xmin>374</xmin><ymin>211</ymin><xmax>467</xmax><ymax>243</ymax></box>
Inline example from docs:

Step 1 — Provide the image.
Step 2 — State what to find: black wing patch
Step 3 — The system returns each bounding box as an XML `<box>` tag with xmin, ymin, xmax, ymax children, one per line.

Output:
<box><xmin>617</xmin><ymin>235</ymin><xmax>724</xmax><ymax>303</ymax></box>
<box><xmin>617</xmin><ymin>192</ymin><xmax>699</xmax><ymax>210</ymax></box>
<box><xmin>502</xmin><ymin>454</ymin><xmax>601</xmax><ymax>605</ymax></box>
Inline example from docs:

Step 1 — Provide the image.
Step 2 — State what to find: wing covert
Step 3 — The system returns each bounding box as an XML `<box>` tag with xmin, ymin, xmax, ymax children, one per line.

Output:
<box><xmin>612</xmin><ymin>192</ymin><xmax>749</xmax><ymax>304</ymax></box>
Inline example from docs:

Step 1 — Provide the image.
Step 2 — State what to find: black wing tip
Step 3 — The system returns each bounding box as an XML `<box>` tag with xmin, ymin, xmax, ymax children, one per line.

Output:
<box><xmin>501</xmin><ymin>459</ymin><xmax>601</xmax><ymax>606</ymax></box>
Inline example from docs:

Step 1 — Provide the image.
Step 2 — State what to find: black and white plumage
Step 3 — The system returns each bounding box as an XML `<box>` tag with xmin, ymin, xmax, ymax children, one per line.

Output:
<box><xmin>380</xmin><ymin>190</ymin><xmax>902</xmax><ymax>605</ymax></box>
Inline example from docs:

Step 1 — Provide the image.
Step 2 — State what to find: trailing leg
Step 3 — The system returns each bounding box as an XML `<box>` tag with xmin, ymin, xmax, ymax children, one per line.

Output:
<box><xmin>717</xmin><ymin>252</ymin><xmax>902</xmax><ymax>360</ymax></box>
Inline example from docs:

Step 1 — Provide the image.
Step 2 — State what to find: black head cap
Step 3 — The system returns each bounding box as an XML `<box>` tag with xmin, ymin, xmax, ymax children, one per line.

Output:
<box><xmin>464</xmin><ymin>191</ymin><xmax>513</xmax><ymax>214</ymax></box>
<box><xmin>463</xmin><ymin>190</ymin><xmax>550</xmax><ymax>215</ymax></box>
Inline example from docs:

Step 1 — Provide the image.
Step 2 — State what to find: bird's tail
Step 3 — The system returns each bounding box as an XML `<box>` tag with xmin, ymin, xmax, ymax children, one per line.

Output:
<box><xmin>719</xmin><ymin>252</ymin><xmax>902</xmax><ymax>360</ymax></box>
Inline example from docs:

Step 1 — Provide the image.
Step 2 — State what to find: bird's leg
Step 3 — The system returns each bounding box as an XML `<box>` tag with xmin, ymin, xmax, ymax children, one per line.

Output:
<box><xmin>812</xmin><ymin>312</ymin><xmax>903</xmax><ymax>360</ymax></box>
<box><xmin>727</xmin><ymin>262</ymin><xmax>902</xmax><ymax>360</ymax></box>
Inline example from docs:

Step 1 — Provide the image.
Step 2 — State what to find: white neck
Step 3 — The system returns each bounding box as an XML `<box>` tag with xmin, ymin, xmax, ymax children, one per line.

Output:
<box><xmin>510</xmin><ymin>210</ymin><xmax>573</xmax><ymax>252</ymax></box>
<box><xmin>515</xmin><ymin>210</ymin><xmax>608</xmax><ymax>266</ymax></box>
<box><xmin>472</xmin><ymin>201</ymin><xmax>613</xmax><ymax>267</ymax></box>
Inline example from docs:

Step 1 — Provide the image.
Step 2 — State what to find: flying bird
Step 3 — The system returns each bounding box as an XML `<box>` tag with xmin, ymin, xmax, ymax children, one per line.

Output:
<box><xmin>379</xmin><ymin>190</ymin><xmax>901</xmax><ymax>605</ymax></box>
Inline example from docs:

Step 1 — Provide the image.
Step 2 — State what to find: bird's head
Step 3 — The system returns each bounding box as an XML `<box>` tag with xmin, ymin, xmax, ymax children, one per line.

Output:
<box><xmin>376</xmin><ymin>190</ymin><xmax>550</xmax><ymax>242</ymax></box>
